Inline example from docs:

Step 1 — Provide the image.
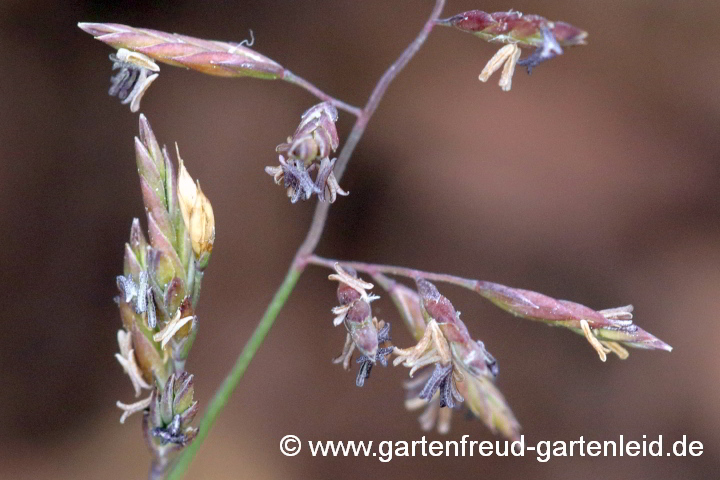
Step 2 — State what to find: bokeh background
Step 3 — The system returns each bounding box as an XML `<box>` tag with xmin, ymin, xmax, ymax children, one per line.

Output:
<box><xmin>1</xmin><ymin>0</ymin><xmax>718</xmax><ymax>478</ymax></box>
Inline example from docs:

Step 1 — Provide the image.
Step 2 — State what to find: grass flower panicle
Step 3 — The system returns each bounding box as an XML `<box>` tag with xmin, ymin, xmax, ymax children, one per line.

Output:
<box><xmin>78</xmin><ymin>4</ymin><xmax>673</xmax><ymax>479</ymax></box>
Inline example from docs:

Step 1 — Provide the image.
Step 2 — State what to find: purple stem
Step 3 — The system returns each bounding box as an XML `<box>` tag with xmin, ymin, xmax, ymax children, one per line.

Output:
<box><xmin>295</xmin><ymin>0</ymin><xmax>447</xmax><ymax>259</ymax></box>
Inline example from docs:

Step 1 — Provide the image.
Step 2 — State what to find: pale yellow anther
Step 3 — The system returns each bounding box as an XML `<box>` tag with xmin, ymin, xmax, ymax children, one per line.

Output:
<box><xmin>479</xmin><ymin>44</ymin><xmax>521</xmax><ymax>92</ymax></box>
<box><xmin>498</xmin><ymin>45</ymin><xmax>521</xmax><ymax>91</ymax></box>
<box><xmin>393</xmin><ymin>320</ymin><xmax>452</xmax><ymax>376</ymax></box>
<box><xmin>331</xmin><ymin>304</ymin><xmax>351</xmax><ymax>326</ymax></box>
<box><xmin>580</xmin><ymin>319</ymin><xmax>612</xmax><ymax>362</ymax></box>
<box><xmin>116</xmin><ymin>395</ymin><xmax>152</xmax><ymax>424</ymax></box>
<box><xmin>599</xmin><ymin>305</ymin><xmax>634</xmax><ymax>321</ymax></box>
<box><xmin>117</xmin><ymin>329</ymin><xmax>132</xmax><ymax>358</ymax></box>
<box><xmin>393</xmin><ymin>329</ymin><xmax>432</xmax><ymax>366</ymax></box>
<box><xmin>325</xmin><ymin>171</ymin><xmax>349</xmax><ymax>204</ymax></box>
<box><xmin>332</xmin><ymin>333</ymin><xmax>356</xmax><ymax>370</ymax></box>
<box><xmin>318</xmin><ymin>158</ymin><xmax>349</xmax><ymax>204</ymax></box>
<box><xmin>112</xmin><ymin>49</ymin><xmax>160</xmax><ymax>112</ymax></box>
<box><xmin>128</xmin><ymin>73</ymin><xmax>158</xmax><ymax>113</ymax></box>
<box><xmin>328</xmin><ymin>263</ymin><xmax>375</xmax><ymax>303</ymax></box>
<box><xmin>602</xmin><ymin>341</ymin><xmax>630</xmax><ymax>360</ymax></box>
<box><xmin>115</xmin><ymin>330</ymin><xmax>151</xmax><ymax>397</ymax></box>
<box><xmin>265</xmin><ymin>165</ymin><xmax>284</xmax><ymax>185</ymax></box>
<box><xmin>115</xmin><ymin>48</ymin><xmax>160</xmax><ymax>72</ymax></box>
<box><xmin>153</xmin><ymin>310</ymin><xmax>195</xmax><ymax>349</ymax></box>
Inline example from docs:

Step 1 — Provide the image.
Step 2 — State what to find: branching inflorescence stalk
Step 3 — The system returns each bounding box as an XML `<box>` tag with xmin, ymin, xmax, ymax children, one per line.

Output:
<box><xmin>84</xmin><ymin>3</ymin><xmax>663</xmax><ymax>478</ymax></box>
<box><xmin>166</xmin><ymin>1</ymin><xmax>447</xmax><ymax>478</ymax></box>
<box><xmin>307</xmin><ymin>254</ymin><xmax>672</xmax><ymax>355</ymax></box>
<box><xmin>282</xmin><ymin>70</ymin><xmax>362</xmax><ymax>117</ymax></box>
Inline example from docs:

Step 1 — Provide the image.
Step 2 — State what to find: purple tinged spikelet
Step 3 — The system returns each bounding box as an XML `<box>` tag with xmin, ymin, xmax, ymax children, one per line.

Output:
<box><xmin>416</xmin><ymin>278</ymin><xmax>498</xmax><ymax>378</ymax></box>
<box><xmin>146</xmin><ymin>372</ymin><xmax>199</xmax><ymax>448</ymax></box>
<box><xmin>276</xmin><ymin>102</ymin><xmax>340</xmax><ymax>166</ymax></box>
<box><xmin>355</xmin><ymin>323</ymin><xmax>393</xmax><ymax>387</ymax></box>
<box><xmin>437</xmin><ymin>10</ymin><xmax>588</xmax><ymax>48</ymax></box>
<box><xmin>78</xmin><ymin>22</ymin><xmax>284</xmax><ymax>79</ymax></box>
<box><xmin>269</xmin><ymin>102</ymin><xmax>346</xmax><ymax>203</ymax></box>
<box><xmin>476</xmin><ymin>281</ymin><xmax>672</xmax><ymax>353</ymax></box>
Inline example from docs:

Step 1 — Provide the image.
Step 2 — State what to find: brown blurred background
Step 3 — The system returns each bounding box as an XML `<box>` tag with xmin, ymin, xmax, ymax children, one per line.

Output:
<box><xmin>1</xmin><ymin>0</ymin><xmax>718</xmax><ymax>478</ymax></box>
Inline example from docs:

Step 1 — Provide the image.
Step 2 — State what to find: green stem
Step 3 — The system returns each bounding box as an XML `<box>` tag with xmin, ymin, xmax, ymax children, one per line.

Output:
<box><xmin>167</xmin><ymin>264</ymin><xmax>303</xmax><ymax>480</ymax></box>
